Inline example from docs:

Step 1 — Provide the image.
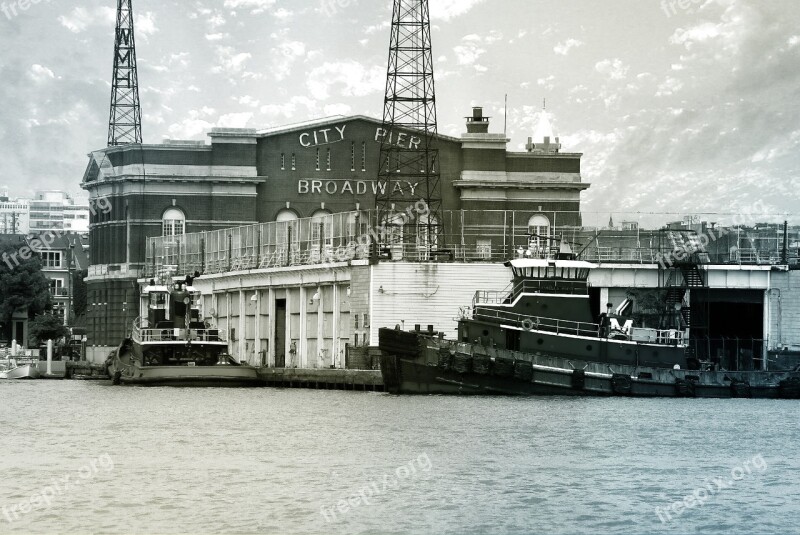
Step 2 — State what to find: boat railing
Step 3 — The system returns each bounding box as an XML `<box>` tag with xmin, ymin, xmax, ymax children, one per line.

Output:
<box><xmin>473</xmin><ymin>308</ymin><xmax>601</xmax><ymax>338</ymax></box>
<box><xmin>471</xmin><ymin>308</ymin><xmax>688</xmax><ymax>346</ymax></box>
<box><xmin>131</xmin><ymin>318</ymin><xmax>227</xmax><ymax>344</ymax></box>
<box><xmin>473</xmin><ymin>279</ymin><xmax>588</xmax><ymax>307</ymax></box>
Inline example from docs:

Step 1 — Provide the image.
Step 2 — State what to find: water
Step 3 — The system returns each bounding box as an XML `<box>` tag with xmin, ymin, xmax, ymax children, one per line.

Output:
<box><xmin>0</xmin><ymin>380</ymin><xmax>798</xmax><ymax>535</ymax></box>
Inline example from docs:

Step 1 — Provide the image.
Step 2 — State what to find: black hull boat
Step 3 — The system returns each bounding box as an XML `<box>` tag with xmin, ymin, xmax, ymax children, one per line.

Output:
<box><xmin>108</xmin><ymin>273</ymin><xmax>261</xmax><ymax>387</ymax></box>
<box><xmin>379</xmin><ymin>254</ymin><xmax>800</xmax><ymax>399</ymax></box>
<box><xmin>380</xmin><ymin>331</ymin><xmax>800</xmax><ymax>398</ymax></box>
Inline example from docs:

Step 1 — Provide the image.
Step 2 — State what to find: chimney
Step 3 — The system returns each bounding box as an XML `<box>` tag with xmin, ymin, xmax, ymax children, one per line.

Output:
<box><xmin>465</xmin><ymin>106</ymin><xmax>490</xmax><ymax>134</ymax></box>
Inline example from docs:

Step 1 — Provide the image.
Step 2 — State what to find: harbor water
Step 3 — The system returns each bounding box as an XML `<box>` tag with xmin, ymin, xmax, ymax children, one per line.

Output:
<box><xmin>0</xmin><ymin>380</ymin><xmax>798</xmax><ymax>534</ymax></box>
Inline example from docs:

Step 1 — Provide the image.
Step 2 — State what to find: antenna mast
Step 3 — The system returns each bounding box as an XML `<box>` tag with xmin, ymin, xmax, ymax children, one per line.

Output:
<box><xmin>108</xmin><ymin>0</ymin><xmax>142</xmax><ymax>146</ymax></box>
<box><xmin>376</xmin><ymin>0</ymin><xmax>442</xmax><ymax>256</ymax></box>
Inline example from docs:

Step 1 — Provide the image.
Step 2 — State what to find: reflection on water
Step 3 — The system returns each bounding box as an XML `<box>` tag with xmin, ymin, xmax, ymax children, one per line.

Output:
<box><xmin>0</xmin><ymin>380</ymin><xmax>797</xmax><ymax>534</ymax></box>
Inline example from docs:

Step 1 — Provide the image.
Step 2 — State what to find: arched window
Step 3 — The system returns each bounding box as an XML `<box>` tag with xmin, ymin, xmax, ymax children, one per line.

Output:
<box><xmin>276</xmin><ymin>209</ymin><xmax>298</xmax><ymax>223</ymax></box>
<box><xmin>275</xmin><ymin>209</ymin><xmax>299</xmax><ymax>255</ymax></box>
<box><xmin>162</xmin><ymin>208</ymin><xmax>185</xmax><ymax>237</ymax></box>
<box><xmin>310</xmin><ymin>209</ymin><xmax>332</xmax><ymax>244</ymax></box>
<box><xmin>528</xmin><ymin>214</ymin><xmax>550</xmax><ymax>254</ymax></box>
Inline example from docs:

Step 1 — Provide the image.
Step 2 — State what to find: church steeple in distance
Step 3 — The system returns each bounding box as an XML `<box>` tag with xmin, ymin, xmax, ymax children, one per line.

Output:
<box><xmin>108</xmin><ymin>0</ymin><xmax>143</xmax><ymax>146</ymax></box>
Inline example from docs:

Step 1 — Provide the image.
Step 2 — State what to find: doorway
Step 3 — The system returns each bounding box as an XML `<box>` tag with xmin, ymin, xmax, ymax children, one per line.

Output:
<box><xmin>275</xmin><ymin>299</ymin><xmax>286</xmax><ymax>368</ymax></box>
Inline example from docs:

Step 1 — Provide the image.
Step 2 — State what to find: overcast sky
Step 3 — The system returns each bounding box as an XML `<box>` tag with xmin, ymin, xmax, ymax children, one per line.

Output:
<box><xmin>0</xmin><ymin>0</ymin><xmax>798</xmax><ymax>224</ymax></box>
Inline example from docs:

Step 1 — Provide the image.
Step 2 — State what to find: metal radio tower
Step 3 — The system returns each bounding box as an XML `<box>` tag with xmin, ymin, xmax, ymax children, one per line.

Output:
<box><xmin>108</xmin><ymin>0</ymin><xmax>142</xmax><ymax>146</ymax></box>
<box><xmin>376</xmin><ymin>0</ymin><xmax>442</xmax><ymax>255</ymax></box>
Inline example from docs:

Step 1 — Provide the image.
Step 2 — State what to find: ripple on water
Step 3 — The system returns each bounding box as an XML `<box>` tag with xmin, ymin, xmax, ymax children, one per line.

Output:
<box><xmin>0</xmin><ymin>382</ymin><xmax>797</xmax><ymax>534</ymax></box>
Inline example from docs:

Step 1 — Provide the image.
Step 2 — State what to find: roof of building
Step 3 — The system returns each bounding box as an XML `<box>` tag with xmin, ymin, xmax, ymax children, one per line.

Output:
<box><xmin>255</xmin><ymin>114</ymin><xmax>463</xmax><ymax>143</ymax></box>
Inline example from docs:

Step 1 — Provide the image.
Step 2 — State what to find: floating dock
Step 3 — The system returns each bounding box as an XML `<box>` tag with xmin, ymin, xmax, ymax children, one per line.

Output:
<box><xmin>62</xmin><ymin>362</ymin><xmax>384</xmax><ymax>390</ymax></box>
<box><xmin>257</xmin><ymin>368</ymin><xmax>384</xmax><ymax>391</ymax></box>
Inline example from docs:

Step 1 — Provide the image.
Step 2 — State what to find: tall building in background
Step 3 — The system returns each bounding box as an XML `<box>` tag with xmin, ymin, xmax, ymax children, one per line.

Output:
<box><xmin>29</xmin><ymin>191</ymin><xmax>90</xmax><ymax>235</ymax></box>
<box><xmin>0</xmin><ymin>197</ymin><xmax>30</xmax><ymax>235</ymax></box>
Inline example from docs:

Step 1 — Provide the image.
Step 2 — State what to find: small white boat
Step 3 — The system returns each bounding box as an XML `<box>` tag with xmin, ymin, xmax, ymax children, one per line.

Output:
<box><xmin>1</xmin><ymin>358</ymin><xmax>41</xmax><ymax>380</ymax></box>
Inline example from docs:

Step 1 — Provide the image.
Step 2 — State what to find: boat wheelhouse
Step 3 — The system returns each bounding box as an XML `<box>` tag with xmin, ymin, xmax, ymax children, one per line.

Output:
<box><xmin>108</xmin><ymin>274</ymin><xmax>260</xmax><ymax>386</ymax></box>
<box><xmin>463</xmin><ymin>258</ymin><xmax>688</xmax><ymax>369</ymax></box>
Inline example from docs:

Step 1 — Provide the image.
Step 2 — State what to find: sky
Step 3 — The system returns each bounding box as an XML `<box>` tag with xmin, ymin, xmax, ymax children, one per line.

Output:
<box><xmin>0</xmin><ymin>0</ymin><xmax>798</xmax><ymax>224</ymax></box>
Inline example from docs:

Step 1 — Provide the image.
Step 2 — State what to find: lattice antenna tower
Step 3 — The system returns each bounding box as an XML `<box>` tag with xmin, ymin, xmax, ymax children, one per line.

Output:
<box><xmin>375</xmin><ymin>0</ymin><xmax>442</xmax><ymax>254</ymax></box>
<box><xmin>108</xmin><ymin>0</ymin><xmax>143</xmax><ymax>146</ymax></box>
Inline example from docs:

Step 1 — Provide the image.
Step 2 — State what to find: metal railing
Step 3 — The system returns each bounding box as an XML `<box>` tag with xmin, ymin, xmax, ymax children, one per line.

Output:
<box><xmin>472</xmin><ymin>307</ymin><xmax>687</xmax><ymax>346</ymax></box>
<box><xmin>132</xmin><ymin>318</ymin><xmax>227</xmax><ymax>344</ymax></box>
<box><xmin>144</xmin><ymin>210</ymin><xmax>800</xmax><ymax>277</ymax></box>
<box><xmin>473</xmin><ymin>308</ymin><xmax>602</xmax><ymax>338</ymax></box>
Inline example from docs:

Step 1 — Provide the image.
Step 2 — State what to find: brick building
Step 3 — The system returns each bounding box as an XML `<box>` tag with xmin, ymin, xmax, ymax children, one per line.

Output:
<box><xmin>81</xmin><ymin>107</ymin><xmax>589</xmax><ymax>359</ymax></box>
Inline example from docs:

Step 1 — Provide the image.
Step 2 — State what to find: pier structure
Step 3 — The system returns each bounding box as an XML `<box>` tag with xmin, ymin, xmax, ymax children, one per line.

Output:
<box><xmin>138</xmin><ymin>208</ymin><xmax>800</xmax><ymax>373</ymax></box>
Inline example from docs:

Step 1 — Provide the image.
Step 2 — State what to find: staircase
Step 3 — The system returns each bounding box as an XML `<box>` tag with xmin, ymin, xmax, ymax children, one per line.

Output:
<box><xmin>679</xmin><ymin>264</ymin><xmax>705</xmax><ymax>287</ymax></box>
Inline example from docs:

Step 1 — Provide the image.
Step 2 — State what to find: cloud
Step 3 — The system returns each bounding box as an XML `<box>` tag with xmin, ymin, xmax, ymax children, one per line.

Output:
<box><xmin>595</xmin><ymin>58</ymin><xmax>630</xmax><ymax>80</ymax></box>
<box><xmin>259</xmin><ymin>96</ymin><xmax>320</xmax><ymax>123</ymax></box>
<box><xmin>430</xmin><ymin>0</ymin><xmax>487</xmax><ymax>21</ymax></box>
<box><xmin>554</xmin><ymin>38</ymin><xmax>584</xmax><ymax>56</ymax></box>
<box><xmin>223</xmin><ymin>0</ymin><xmax>277</xmax><ymax>14</ymax></box>
<box><xmin>323</xmin><ymin>103</ymin><xmax>352</xmax><ymax>116</ymax></box>
<box><xmin>58</xmin><ymin>7</ymin><xmax>115</xmax><ymax>33</ymax></box>
<box><xmin>211</xmin><ymin>47</ymin><xmax>252</xmax><ymax>74</ymax></box>
<box><xmin>453</xmin><ymin>32</ymin><xmax>501</xmax><ymax>70</ymax></box>
<box><xmin>307</xmin><ymin>61</ymin><xmax>384</xmax><ymax>100</ymax></box>
<box><xmin>271</xmin><ymin>40</ymin><xmax>307</xmax><ymax>81</ymax></box>
<box><xmin>58</xmin><ymin>7</ymin><xmax>155</xmax><ymax>36</ymax></box>
<box><xmin>28</xmin><ymin>65</ymin><xmax>55</xmax><ymax>83</ymax></box>
<box><xmin>217</xmin><ymin>112</ymin><xmax>253</xmax><ymax>128</ymax></box>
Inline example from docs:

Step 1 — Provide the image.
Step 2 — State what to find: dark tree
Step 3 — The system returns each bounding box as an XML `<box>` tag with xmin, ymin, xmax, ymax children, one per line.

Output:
<box><xmin>28</xmin><ymin>314</ymin><xmax>69</xmax><ymax>345</ymax></box>
<box><xmin>0</xmin><ymin>241</ymin><xmax>52</xmax><ymax>323</ymax></box>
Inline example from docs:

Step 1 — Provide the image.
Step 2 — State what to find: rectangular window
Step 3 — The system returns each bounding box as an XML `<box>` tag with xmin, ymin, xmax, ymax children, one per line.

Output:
<box><xmin>351</xmin><ymin>142</ymin><xmax>356</xmax><ymax>172</ymax></box>
<box><xmin>354</xmin><ymin>314</ymin><xmax>359</xmax><ymax>329</ymax></box>
<box><xmin>162</xmin><ymin>219</ymin><xmax>185</xmax><ymax>237</ymax></box>
<box><xmin>327</xmin><ymin>149</ymin><xmax>331</xmax><ymax>171</ymax></box>
<box><xmin>41</xmin><ymin>251</ymin><xmax>62</xmax><ymax>268</ymax></box>
<box><xmin>49</xmin><ymin>278</ymin><xmax>65</xmax><ymax>296</ymax></box>
<box><xmin>316</xmin><ymin>149</ymin><xmax>320</xmax><ymax>171</ymax></box>
<box><xmin>281</xmin><ymin>153</ymin><xmax>285</xmax><ymax>171</ymax></box>
<box><xmin>363</xmin><ymin>313</ymin><xmax>370</xmax><ymax>328</ymax></box>
<box><xmin>361</xmin><ymin>142</ymin><xmax>366</xmax><ymax>172</ymax></box>
<box><xmin>292</xmin><ymin>153</ymin><xmax>296</xmax><ymax>171</ymax></box>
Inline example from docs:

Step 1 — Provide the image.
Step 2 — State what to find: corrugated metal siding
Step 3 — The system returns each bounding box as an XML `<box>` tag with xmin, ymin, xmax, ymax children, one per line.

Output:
<box><xmin>370</xmin><ymin>263</ymin><xmax>511</xmax><ymax>345</ymax></box>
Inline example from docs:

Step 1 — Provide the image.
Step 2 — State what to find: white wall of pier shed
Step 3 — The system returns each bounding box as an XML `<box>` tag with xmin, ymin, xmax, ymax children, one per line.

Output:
<box><xmin>185</xmin><ymin>261</ymin><xmax>794</xmax><ymax>369</ymax></box>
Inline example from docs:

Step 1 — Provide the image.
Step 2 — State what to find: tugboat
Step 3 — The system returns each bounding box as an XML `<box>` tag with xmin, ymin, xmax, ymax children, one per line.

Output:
<box><xmin>379</xmin><ymin>245</ymin><xmax>800</xmax><ymax>399</ymax></box>
<box><xmin>108</xmin><ymin>273</ymin><xmax>260</xmax><ymax>387</ymax></box>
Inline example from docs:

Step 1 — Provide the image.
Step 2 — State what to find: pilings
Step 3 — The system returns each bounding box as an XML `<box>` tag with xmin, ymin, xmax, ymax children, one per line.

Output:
<box><xmin>65</xmin><ymin>361</ymin><xmax>110</xmax><ymax>380</ymax></box>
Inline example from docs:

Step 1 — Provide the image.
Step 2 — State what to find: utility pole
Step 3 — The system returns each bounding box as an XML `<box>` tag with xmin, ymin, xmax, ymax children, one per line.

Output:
<box><xmin>375</xmin><ymin>0</ymin><xmax>442</xmax><ymax>257</ymax></box>
<box><xmin>108</xmin><ymin>0</ymin><xmax>142</xmax><ymax>146</ymax></box>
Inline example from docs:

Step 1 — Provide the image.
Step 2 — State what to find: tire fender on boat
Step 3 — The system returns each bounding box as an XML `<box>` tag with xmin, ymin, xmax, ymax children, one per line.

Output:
<box><xmin>571</xmin><ymin>369</ymin><xmax>586</xmax><ymax>391</ymax></box>
<box><xmin>521</xmin><ymin>319</ymin><xmax>535</xmax><ymax>331</ymax></box>
<box><xmin>675</xmin><ymin>378</ymin><xmax>696</xmax><ymax>398</ymax></box>
<box><xmin>611</xmin><ymin>374</ymin><xmax>633</xmax><ymax>396</ymax></box>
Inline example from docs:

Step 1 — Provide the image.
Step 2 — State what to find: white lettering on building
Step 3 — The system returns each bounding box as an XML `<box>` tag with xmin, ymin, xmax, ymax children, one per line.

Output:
<box><xmin>375</xmin><ymin>128</ymin><xmax>422</xmax><ymax>150</ymax></box>
<box><xmin>299</xmin><ymin>124</ymin><xmax>348</xmax><ymax>147</ymax></box>
<box><xmin>297</xmin><ymin>180</ymin><xmax>419</xmax><ymax>197</ymax></box>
